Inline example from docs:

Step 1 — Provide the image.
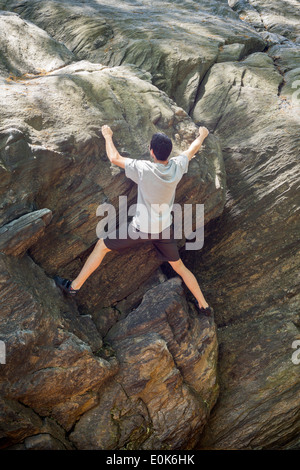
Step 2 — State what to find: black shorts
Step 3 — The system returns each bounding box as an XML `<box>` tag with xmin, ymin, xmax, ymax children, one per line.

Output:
<box><xmin>103</xmin><ymin>222</ymin><xmax>180</xmax><ymax>262</ymax></box>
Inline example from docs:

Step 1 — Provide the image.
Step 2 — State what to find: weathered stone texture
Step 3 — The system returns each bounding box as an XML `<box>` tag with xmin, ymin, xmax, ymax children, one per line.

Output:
<box><xmin>0</xmin><ymin>0</ymin><xmax>299</xmax><ymax>451</ymax></box>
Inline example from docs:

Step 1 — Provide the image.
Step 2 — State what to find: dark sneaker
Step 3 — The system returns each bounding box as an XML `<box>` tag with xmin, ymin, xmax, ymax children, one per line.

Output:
<box><xmin>191</xmin><ymin>298</ymin><xmax>213</xmax><ymax>317</ymax></box>
<box><xmin>199</xmin><ymin>306</ymin><xmax>213</xmax><ymax>317</ymax></box>
<box><xmin>54</xmin><ymin>275</ymin><xmax>79</xmax><ymax>295</ymax></box>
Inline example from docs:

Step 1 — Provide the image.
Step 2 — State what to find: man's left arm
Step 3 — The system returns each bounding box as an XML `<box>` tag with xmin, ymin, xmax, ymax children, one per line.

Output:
<box><xmin>101</xmin><ymin>125</ymin><xmax>128</xmax><ymax>169</ymax></box>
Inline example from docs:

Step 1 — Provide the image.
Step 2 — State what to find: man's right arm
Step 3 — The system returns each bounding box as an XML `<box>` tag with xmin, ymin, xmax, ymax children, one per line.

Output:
<box><xmin>101</xmin><ymin>125</ymin><xmax>128</xmax><ymax>169</ymax></box>
<box><xmin>182</xmin><ymin>127</ymin><xmax>209</xmax><ymax>161</ymax></box>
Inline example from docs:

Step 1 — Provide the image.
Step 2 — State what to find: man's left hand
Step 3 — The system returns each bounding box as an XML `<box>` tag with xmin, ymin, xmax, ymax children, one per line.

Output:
<box><xmin>101</xmin><ymin>125</ymin><xmax>113</xmax><ymax>138</ymax></box>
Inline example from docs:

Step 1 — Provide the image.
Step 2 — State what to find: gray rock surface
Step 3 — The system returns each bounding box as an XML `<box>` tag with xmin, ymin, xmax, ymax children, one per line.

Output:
<box><xmin>229</xmin><ymin>0</ymin><xmax>300</xmax><ymax>41</ymax></box>
<box><xmin>184</xmin><ymin>0</ymin><xmax>300</xmax><ymax>450</ymax></box>
<box><xmin>1</xmin><ymin>0</ymin><xmax>266</xmax><ymax>112</ymax></box>
<box><xmin>0</xmin><ymin>208</ymin><xmax>52</xmax><ymax>256</ymax></box>
<box><xmin>0</xmin><ymin>0</ymin><xmax>299</xmax><ymax>451</ymax></box>
<box><xmin>0</xmin><ymin>11</ymin><xmax>74</xmax><ymax>77</ymax></box>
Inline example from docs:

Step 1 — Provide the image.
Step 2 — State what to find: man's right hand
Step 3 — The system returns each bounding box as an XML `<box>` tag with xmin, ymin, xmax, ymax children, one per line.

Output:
<box><xmin>199</xmin><ymin>126</ymin><xmax>209</xmax><ymax>139</ymax></box>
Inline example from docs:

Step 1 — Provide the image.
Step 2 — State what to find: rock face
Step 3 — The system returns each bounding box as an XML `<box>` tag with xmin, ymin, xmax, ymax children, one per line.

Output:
<box><xmin>0</xmin><ymin>251</ymin><xmax>116</xmax><ymax>448</ymax></box>
<box><xmin>0</xmin><ymin>0</ymin><xmax>299</xmax><ymax>451</ymax></box>
<box><xmin>0</xmin><ymin>208</ymin><xmax>53</xmax><ymax>256</ymax></box>
<box><xmin>70</xmin><ymin>278</ymin><xmax>218</xmax><ymax>450</ymax></box>
<box><xmin>0</xmin><ymin>0</ymin><xmax>225</xmax><ymax>450</ymax></box>
<box><xmin>0</xmin><ymin>11</ymin><xmax>74</xmax><ymax>77</ymax></box>
<box><xmin>0</xmin><ymin>252</ymin><xmax>218</xmax><ymax>449</ymax></box>
<box><xmin>184</xmin><ymin>0</ymin><xmax>300</xmax><ymax>450</ymax></box>
<box><xmin>2</xmin><ymin>0</ymin><xmax>266</xmax><ymax>112</ymax></box>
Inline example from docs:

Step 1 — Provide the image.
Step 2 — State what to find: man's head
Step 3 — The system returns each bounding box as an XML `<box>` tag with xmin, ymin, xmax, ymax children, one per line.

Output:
<box><xmin>150</xmin><ymin>133</ymin><xmax>172</xmax><ymax>161</ymax></box>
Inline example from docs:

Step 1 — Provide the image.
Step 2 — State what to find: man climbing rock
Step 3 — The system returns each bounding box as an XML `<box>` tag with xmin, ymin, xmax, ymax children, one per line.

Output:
<box><xmin>54</xmin><ymin>125</ymin><xmax>212</xmax><ymax>315</ymax></box>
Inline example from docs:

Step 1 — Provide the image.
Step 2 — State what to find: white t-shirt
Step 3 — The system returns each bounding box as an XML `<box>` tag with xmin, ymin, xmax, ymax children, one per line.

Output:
<box><xmin>125</xmin><ymin>154</ymin><xmax>189</xmax><ymax>234</ymax></box>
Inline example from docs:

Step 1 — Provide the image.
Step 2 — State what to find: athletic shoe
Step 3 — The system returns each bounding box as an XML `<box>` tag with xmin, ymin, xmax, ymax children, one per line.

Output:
<box><xmin>54</xmin><ymin>275</ymin><xmax>79</xmax><ymax>295</ymax></box>
<box><xmin>191</xmin><ymin>298</ymin><xmax>213</xmax><ymax>317</ymax></box>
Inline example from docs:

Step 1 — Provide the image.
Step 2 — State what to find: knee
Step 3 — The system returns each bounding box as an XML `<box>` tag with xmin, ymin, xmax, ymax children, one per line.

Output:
<box><xmin>96</xmin><ymin>238</ymin><xmax>111</xmax><ymax>252</ymax></box>
<box><xmin>169</xmin><ymin>258</ymin><xmax>185</xmax><ymax>275</ymax></box>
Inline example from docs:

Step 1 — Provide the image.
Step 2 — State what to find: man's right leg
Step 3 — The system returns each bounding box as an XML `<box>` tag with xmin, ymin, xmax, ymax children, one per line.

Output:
<box><xmin>70</xmin><ymin>223</ymin><xmax>144</xmax><ymax>291</ymax></box>
<box><xmin>71</xmin><ymin>238</ymin><xmax>111</xmax><ymax>290</ymax></box>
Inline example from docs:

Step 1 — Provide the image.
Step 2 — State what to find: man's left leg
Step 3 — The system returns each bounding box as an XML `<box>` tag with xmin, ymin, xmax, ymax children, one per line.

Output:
<box><xmin>168</xmin><ymin>258</ymin><xmax>210</xmax><ymax>310</ymax></box>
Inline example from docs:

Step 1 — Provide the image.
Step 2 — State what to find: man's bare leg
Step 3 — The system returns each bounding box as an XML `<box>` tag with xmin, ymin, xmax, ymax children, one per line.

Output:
<box><xmin>71</xmin><ymin>238</ymin><xmax>111</xmax><ymax>290</ymax></box>
<box><xmin>168</xmin><ymin>258</ymin><xmax>209</xmax><ymax>309</ymax></box>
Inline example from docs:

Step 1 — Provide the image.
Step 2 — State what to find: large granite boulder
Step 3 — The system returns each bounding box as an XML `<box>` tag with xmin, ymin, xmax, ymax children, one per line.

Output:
<box><xmin>1</xmin><ymin>0</ymin><xmax>266</xmax><ymax>112</ymax></box>
<box><xmin>0</xmin><ymin>251</ymin><xmax>117</xmax><ymax>448</ymax></box>
<box><xmin>0</xmin><ymin>209</ymin><xmax>53</xmax><ymax>256</ymax></box>
<box><xmin>184</xmin><ymin>5</ymin><xmax>300</xmax><ymax>449</ymax></box>
<box><xmin>0</xmin><ymin>10</ymin><xmax>75</xmax><ymax>77</ymax></box>
<box><xmin>0</xmin><ymin>253</ymin><xmax>218</xmax><ymax>449</ymax></box>
<box><xmin>70</xmin><ymin>278</ymin><xmax>218</xmax><ymax>450</ymax></box>
<box><xmin>230</xmin><ymin>0</ymin><xmax>300</xmax><ymax>42</ymax></box>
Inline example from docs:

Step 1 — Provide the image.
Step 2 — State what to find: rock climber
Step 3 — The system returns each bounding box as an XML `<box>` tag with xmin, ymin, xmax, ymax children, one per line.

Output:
<box><xmin>54</xmin><ymin>125</ymin><xmax>212</xmax><ymax>316</ymax></box>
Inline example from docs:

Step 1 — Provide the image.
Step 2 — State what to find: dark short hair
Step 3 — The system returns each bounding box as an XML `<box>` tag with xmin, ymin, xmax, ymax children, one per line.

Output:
<box><xmin>150</xmin><ymin>133</ymin><xmax>172</xmax><ymax>161</ymax></box>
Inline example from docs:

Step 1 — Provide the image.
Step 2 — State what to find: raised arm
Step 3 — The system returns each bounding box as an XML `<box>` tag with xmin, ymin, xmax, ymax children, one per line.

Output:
<box><xmin>182</xmin><ymin>126</ymin><xmax>209</xmax><ymax>161</ymax></box>
<box><xmin>101</xmin><ymin>125</ymin><xmax>128</xmax><ymax>169</ymax></box>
